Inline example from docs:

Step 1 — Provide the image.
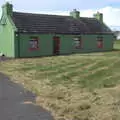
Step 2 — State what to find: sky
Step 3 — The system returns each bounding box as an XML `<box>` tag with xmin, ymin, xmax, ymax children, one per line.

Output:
<box><xmin>0</xmin><ymin>0</ymin><xmax>120</xmax><ymax>30</ymax></box>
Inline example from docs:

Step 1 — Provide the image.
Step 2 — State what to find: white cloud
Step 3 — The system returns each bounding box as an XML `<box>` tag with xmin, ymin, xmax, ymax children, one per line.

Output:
<box><xmin>99</xmin><ymin>7</ymin><xmax>120</xmax><ymax>26</ymax></box>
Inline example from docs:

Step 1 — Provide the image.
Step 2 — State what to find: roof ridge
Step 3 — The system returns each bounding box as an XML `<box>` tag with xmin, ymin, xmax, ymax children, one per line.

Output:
<box><xmin>13</xmin><ymin>11</ymin><xmax>70</xmax><ymax>18</ymax></box>
<box><xmin>13</xmin><ymin>11</ymin><xmax>96</xmax><ymax>19</ymax></box>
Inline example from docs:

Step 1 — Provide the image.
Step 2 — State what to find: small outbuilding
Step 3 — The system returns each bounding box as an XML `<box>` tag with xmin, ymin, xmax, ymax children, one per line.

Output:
<box><xmin>0</xmin><ymin>2</ymin><xmax>115</xmax><ymax>58</ymax></box>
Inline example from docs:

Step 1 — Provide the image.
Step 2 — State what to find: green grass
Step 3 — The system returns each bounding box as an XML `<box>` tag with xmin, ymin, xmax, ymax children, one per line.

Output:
<box><xmin>114</xmin><ymin>40</ymin><xmax>120</xmax><ymax>49</ymax></box>
<box><xmin>0</xmin><ymin>41</ymin><xmax>120</xmax><ymax>120</ymax></box>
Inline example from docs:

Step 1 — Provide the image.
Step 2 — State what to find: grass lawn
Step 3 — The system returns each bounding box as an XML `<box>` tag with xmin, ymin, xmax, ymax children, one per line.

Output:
<box><xmin>0</xmin><ymin>41</ymin><xmax>120</xmax><ymax>120</ymax></box>
<box><xmin>114</xmin><ymin>40</ymin><xmax>120</xmax><ymax>49</ymax></box>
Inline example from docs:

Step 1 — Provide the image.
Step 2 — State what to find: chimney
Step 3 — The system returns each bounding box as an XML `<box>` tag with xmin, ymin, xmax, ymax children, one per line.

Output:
<box><xmin>70</xmin><ymin>9</ymin><xmax>80</xmax><ymax>19</ymax></box>
<box><xmin>93</xmin><ymin>11</ymin><xmax>103</xmax><ymax>23</ymax></box>
<box><xmin>2</xmin><ymin>2</ymin><xmax>13</xmax><ymax>16</ymax></box>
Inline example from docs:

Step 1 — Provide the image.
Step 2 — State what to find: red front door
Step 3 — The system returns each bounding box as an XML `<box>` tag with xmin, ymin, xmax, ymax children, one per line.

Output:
<box><xmin>53</xmin><ymin>36</ymin><xmax>60</xmax><ymax>55</ymax></box>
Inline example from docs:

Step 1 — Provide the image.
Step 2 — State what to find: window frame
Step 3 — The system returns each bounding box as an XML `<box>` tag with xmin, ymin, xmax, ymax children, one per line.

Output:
<box><xmin>97</xmin><ymin>36</ymin><xmax>103</xmax><ymax>48</ymax></box>
<box><xmin>29</xmin><ymin>36</ymin><xmax>39</xmax><ymax>51</ymax></box>
<box><xmin>73</xmin><ymin>37</ymin><xmax>82</xmax><ymax>49</ymax></box>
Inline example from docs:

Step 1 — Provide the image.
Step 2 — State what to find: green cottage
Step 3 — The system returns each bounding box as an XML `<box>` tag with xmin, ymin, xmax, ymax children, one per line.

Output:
<box><xmin>0</xmin><ymin>2</ymin><xmax>115</xmax><ymax>58</ymax></box>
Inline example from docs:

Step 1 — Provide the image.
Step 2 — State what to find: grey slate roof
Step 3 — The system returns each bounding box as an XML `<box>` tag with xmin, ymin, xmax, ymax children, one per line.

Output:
<box><xmin>12</xmin><ymin>12</ymin><xmax>112</xmax><ymax>34</ymax></box>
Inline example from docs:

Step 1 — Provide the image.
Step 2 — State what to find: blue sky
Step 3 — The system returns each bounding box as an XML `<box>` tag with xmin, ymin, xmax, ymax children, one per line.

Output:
<box><xmin>0</xmin><ymin>0</ymin><xmax>119</xmax><ymax>11</ymax></box>
<box><xmin>0</xmin><ymin>0</ymin><xmax>120</xmax><ymax>30</ymax></box>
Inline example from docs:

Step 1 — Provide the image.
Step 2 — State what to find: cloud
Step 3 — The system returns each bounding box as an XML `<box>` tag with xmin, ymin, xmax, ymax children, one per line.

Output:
<box><xmin>99</xmin><ymin>7</ymin><xmax>120</xmax><ymax>26</ymax></box>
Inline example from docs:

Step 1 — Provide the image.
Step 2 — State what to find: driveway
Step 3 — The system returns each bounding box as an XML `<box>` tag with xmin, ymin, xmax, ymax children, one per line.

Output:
<box><xmin>0</xmin><ymin>73</ymin><xmax>54</xmax><ymax>120</ymax></box>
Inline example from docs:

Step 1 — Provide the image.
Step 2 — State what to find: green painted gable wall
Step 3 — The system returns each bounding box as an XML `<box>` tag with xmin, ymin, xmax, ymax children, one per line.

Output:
<box><xmin>0</xmin><ymin>2</ymin><xmax>17</xmax><ymax>57</ymax></box>
<box><xmin>0</xmin><ymin>17</ymin><xmax>15</xmax><ymax>57</ymax></box>
<box><xmin>17</xmin><ymin>33</ymin><xmax>114</xmax><ymax>58</ymax></box>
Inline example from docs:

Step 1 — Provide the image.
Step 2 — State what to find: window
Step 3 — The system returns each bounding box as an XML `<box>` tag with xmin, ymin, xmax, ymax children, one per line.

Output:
<box><xmin>97</xmin><ymin>37</ymin><xmax>103</xmax><ymax>48</ymax></box>
<box><xmin>29</xmin><ymin>36</ymin><xmax>39</xmax><ymax>50</ymax></box>
<box><xmin>73</xmin><ymin>37</ymin><xmax>81</xmax><ymax>49</ymax></box>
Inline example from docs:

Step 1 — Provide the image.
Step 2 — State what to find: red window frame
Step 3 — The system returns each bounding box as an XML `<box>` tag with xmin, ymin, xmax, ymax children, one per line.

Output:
<box><xmin>97</xmin><ymin>37</ymin><xmax>103</xmax><ymax>48</ymax></box>
<box><xmin>74</xmin><ymin>37</ymin><xmax>82</xmax><ymax>49</ymax></box>
<box><xmin>29</xmin><ymin>36</ymin><xmax>39</xmax><ymax>51</ymax></box>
